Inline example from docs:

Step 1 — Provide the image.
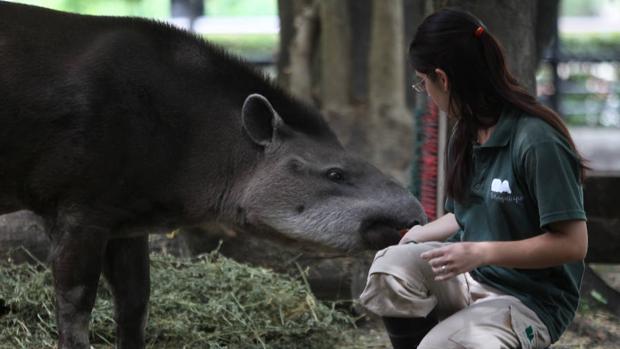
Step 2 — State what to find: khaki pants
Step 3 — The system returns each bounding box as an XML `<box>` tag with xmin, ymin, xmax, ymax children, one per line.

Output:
<box><xmin>360</xmin><ymin>242</ymin><xmax>552</xmax><ymax>349</ymax></box>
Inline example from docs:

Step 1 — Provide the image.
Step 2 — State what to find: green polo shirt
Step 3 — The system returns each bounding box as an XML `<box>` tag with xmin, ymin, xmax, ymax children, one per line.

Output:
<box><xmin>445</xmin><ymin>106</ymin><xmax>586</xmax><ymax>342</ymax></box>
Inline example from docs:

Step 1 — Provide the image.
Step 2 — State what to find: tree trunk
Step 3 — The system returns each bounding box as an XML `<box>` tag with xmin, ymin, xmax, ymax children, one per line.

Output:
<box><xmin>288</xmin><ymin>1</ymin><xmax>319</xmax><ymax>103</ymax></box>
<box><xmin>369</xmin><ymin>0</ymin><xmax>406</xmax><ymax>118</ymax></box>
<box><xmin>535</xmin><ymin>0</ymin><xmax>560</xmax><ymax>65</ymax></box>
<box><xmin>367</xmin><ymin>0</ymin><xmax>412</xmax><ymax>182</ymax></box>
<box><xmin>276</xmin><ymin>0</ymin><xmax>295</xmax><ymax>88</ymax></box>
<box><xmin>313</xmin><ymin>1</ymin><xmax>377</xmax><ymax>166</ymax></box>
<box><xmin>404</xmin><ymin>0</ymin><xmax>434</xmax><ymax>108</ymax></box>
<box><xmin>277</xmin><ymin>0</ymin><xmax>316</xmax><ymax>91</ymax></box>
<box><xmin>348</xmin><ymin>0</ymin><xmax>372</xmax><ymax>102</ymax></box>
<box><xmin>318</xmin><ymin>0</ymin><xmax>352</xmax><ymax>113</ymax></box>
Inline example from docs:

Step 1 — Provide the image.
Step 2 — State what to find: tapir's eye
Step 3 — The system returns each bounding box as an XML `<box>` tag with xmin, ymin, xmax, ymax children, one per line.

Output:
<box><xmin>326</xmin><ymin>168</ymin><xmax>345</xmax><ymax>182</ymax></box>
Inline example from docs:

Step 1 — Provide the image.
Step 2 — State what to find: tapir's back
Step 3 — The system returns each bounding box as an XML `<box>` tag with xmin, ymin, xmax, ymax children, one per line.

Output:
<box><xmin>0</xmin><ymin>3</ymin><xmax>86</xmax><ymax>209</ymax></box>
<box><xmin>0</xmin><ymin>2</ymin><xmax>101</xmax><ymax>102</ymax></box>
<box><xmin>0</xmin><ymin>3</ymin><xmax>185</xmax><ymax>212</ymax></box>
<box><xmin>0</xmin><ymin>3</ymin><xmax>116</xmax><ymax>154</ymax></box>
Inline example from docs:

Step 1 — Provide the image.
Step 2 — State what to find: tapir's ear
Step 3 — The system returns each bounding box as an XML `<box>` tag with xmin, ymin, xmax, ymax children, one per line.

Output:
<box><xmin>242</xmin><ymin>93</ymin><xmax>284</xmax><ymax>147</ymax></box>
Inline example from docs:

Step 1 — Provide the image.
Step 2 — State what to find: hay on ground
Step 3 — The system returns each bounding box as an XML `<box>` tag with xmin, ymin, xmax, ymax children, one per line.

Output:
<box><xmin>0</xmin><ymin>248</ymin><xmax>356</xmax><ymax>349</ymax></box>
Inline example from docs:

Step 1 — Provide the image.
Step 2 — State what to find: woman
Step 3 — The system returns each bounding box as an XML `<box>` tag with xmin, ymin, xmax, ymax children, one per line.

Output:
<box><xmin>359</xmin><ymin>8</ymin><xmax>588</xmax><ymax>349</ymax></box>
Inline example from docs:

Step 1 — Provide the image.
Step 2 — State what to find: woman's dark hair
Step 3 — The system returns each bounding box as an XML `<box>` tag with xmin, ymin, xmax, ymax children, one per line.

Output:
<box><xmin>409</xmin><ymin>8</ymin><xmax>587</xmax><ymax>202</ymax></box>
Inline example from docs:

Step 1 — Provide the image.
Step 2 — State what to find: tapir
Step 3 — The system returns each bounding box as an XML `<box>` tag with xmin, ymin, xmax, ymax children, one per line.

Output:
<box><xmin>0</xmin><ymin>2</ymin><xmax>426</xmax><ymax>348</ymax></box>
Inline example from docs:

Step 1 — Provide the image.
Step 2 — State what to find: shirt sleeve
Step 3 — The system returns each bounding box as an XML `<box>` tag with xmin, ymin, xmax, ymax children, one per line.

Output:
<box><xmin>522</xmin><ymin>140</ymin><xmax>587</xmax><ymax>228</ymax></box>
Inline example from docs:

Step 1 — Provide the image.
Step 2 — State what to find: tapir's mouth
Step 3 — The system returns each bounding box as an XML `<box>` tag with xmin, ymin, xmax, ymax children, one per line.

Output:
<box><xmin>360</xmin><ymin>219</ymin><xmax>420</xmax><ymax>250</ymax></box>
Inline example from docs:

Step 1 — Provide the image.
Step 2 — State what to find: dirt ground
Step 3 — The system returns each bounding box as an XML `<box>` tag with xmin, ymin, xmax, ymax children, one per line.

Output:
<box><xmin>557</xmin><ymin>264</ymin><xmax>620</xmax><ymax>349</ymax></box>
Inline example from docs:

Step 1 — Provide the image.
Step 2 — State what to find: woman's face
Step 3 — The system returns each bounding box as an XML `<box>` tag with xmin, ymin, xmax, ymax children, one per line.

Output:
<box><xmin>415</xmin><ymin>70</ymin><xmax>450</xmax><ymax>115</ymax></box>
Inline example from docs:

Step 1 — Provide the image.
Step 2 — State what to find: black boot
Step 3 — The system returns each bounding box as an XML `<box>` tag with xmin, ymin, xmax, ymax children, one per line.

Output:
<box><xmin>382</xmin><ymin>316</ymin><xmax>438</xmax><ymax>349</ymax></box>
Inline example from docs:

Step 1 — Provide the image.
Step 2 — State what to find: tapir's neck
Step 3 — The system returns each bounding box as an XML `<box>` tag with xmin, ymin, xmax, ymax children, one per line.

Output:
<box><xmin>169</xmin><ymin>116</ymin><xmax>261</xmax><ymax>226</ymax></box>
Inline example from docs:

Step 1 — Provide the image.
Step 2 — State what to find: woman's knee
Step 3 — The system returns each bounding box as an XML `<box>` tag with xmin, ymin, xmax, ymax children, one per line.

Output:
<box><xmin>360</xmin><ymin>272</ymin><xmax>438</xmax><ymax>317</ymax></box>
<box><xmin>369</xmin><ymin>243</ymin><xmax>438</xmax><ymax>275</ymax></box>
<box><xmin>360</xmin><ymin>244</ymin><xmax>443</xmax><ymax>317</ymax></box>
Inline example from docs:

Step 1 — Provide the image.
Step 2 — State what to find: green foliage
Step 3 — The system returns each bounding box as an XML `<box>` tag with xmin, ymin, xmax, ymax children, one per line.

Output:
<box><xmin>560</xmin><ymin>0</ymin><xmax>607</xmax><ymax>16</ymax></box>
<box><xmin>10</xmin><ymin>0</ymin><xmax>170</xmax><ymax>18</ymax></box>
<box><xmin>561</xmin><ymin>33</ymin><xmax>620</xmax><ymax>57</ymax></box>
<box><xmin>0</xmin><ymin>251</ymin><xmax>356</xmax><ymax>349</ymax></box>
<box><xmin>11</xmin><ymin>0</ymin><xmax>279</xmax><ymax>18</ymax></box>
<box><xmin>11</xmin><ymin>1</ymin><xmax>280</xmax><ymax>61</ymax></box>
<box><xmin>206</xmin><ymin>0</ymin><xmax>277</xmax><ymax>17</ymax></box>
<box><xmin>205</xmin><ymin>34</ymin><xmax>278</xmax><ymax>59</ymax></box>
<box><xmin>590</xmin><ymin>290</ymin><xmax>609</xmax><ymax>305</ymax></box>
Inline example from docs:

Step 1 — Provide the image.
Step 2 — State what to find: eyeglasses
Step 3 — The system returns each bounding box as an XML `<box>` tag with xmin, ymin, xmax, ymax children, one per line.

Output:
<box><xmin>411</xmin><ymin>78</ymin><xmax>426</xmax><ymax>93</ymax></box>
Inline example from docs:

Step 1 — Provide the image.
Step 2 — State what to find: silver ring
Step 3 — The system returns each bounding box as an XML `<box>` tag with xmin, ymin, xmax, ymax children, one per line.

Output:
<box><xmin>441</xmin><ymin>265</ymin><xmax>447</xmax><ymax>272</ymax></box>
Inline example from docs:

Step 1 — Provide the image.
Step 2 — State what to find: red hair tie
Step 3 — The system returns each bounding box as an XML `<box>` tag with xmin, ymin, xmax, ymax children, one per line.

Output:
<box><xmin>474</xmin><ymin>26</ymin><xmax>484</xmax><ymax>38</ymax></box>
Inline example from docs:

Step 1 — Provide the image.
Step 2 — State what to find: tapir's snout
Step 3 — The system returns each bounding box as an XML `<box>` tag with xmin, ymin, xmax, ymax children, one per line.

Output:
<box><xmin>359</xmin><ymin>196</ymin><xmax>427</xmax><ymax>250</ymax></box>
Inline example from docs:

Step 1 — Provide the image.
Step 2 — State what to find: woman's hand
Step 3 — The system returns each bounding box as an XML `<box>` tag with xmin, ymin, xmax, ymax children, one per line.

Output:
<box><xmin>399</xmin><ymin>225</ymin><xmax>423</xmax><ymax>244</ymax></box>
<box><xmin>397</xmin><ymin>213</ymin><xmax>461</xmax><ymax>245</ymax></box>
<box><xmin>420</xmin><ymin>242</ymin><xmax>488</xmax><ymax>281</ymax></box>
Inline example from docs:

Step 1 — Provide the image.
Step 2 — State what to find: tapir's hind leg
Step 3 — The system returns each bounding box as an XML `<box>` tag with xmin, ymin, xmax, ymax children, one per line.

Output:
<box><xmin>103</xmin><ymin>235</ymin><xmax>150</xmax><ymax>349</ymax></box>
<box><xmin>49</xmin><ymin>220</ymin><xmax>109</xmax><ymax>349</ymax></box>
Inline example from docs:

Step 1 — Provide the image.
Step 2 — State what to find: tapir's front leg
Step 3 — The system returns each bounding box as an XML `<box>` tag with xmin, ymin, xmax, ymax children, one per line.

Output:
<box><xmin>103</xmin><ymin>235</ymin><xmax>150</xmax><ymax>349</ymax></box>
<box><xmin>50</xmin><ymin>217</ymin><xmax>109</xmax><ymax>349</ymax></box>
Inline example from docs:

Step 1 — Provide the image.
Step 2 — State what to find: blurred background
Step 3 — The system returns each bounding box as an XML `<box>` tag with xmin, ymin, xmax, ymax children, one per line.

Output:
<box><xmin>1</xmin><ymin>0</ymin><xmax>619</xmax><ymax>347</ymax></box>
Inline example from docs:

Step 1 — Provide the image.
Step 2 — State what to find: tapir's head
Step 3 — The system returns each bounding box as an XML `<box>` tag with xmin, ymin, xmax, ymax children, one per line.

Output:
<box><xmin>237</xmin><ymin>94</ymin><xmax>427</xmax><ymax>252</ymax></box>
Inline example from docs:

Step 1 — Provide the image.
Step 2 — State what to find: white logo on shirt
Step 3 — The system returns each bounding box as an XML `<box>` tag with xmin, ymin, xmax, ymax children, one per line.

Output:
<box><xmin>491</xmin><ymin>178</ymin><xmax>512</xmax><ymax>194</ymax></box>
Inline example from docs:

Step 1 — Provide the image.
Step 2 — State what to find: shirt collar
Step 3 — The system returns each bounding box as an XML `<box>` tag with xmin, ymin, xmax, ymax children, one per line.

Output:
<box><xmin>476</xmin><ymin>106</ymin><xmax>518</xmax><ymax>148</ymax></box>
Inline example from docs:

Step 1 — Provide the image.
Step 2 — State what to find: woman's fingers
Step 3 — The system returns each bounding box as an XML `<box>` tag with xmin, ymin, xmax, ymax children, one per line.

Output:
<box><xmin>421</xmin><ymin>246</ymin><xmax>458</xmax><ymax>280</ymax></box>
<box><xmin>431</xmin><ymin>261</ymin><xmax>453</xmax><ymax>273</ymax></box>
<box><xmin>419</xmin><ymin>242</ymin><xmax>484</xmax><ymax>281</ymax></box>
<box><xmin>428</xmin><ymin>256</ymin><xmax>449</xmax><ymax>268</ymax></box>
<box><xmin>434</xmin><ymin>271</ymin><xmax>456</xmax><ymax>281</ymax></box>
<box><xmin>420</xmin><ymin>247</ymin><xmax>446</xmax><ymax>261</ymax></box>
